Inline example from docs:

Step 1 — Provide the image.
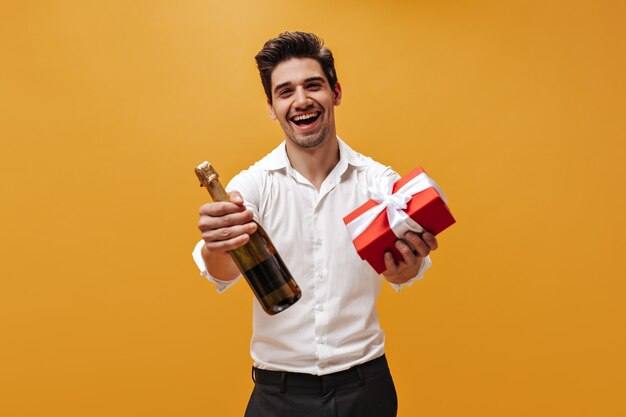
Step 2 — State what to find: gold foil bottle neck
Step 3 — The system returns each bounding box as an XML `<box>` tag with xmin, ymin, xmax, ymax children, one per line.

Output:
<box><xmin>195</xmin><ymin>161</ymin><xmax>219</xmax><ymax>188</ymax></box>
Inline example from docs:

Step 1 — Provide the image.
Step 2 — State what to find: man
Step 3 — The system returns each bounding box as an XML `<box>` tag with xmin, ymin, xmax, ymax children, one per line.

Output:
<box><xmin>193</xmin><ymin>32</ymin><xmax>439</xmax><ymax>417</ymax></box>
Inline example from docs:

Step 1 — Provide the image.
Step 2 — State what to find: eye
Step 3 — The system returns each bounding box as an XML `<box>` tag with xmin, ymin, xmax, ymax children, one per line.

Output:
<box><xmin>307</xmin><ymin>83</ymin><xmax>322</xmax><ymax>90</ymax></box>
<box><xmin>279</xmin><ymin>88</ymin><xmax>293</xmax><ymax>97</ymax></box>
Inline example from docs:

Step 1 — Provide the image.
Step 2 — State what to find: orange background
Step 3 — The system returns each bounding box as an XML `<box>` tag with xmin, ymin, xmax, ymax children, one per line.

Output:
<box><xmin>1</xmin><ymin>1</ymin><xmax>625</xmax><ymax>416</ymax></box>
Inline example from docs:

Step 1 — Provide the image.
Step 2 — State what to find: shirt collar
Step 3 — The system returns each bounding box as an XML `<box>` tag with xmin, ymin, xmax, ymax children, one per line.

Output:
<box><xmin>256</xmin><ymin>136</ymin><xmax>368</xmax><ymax>171</ymax></box>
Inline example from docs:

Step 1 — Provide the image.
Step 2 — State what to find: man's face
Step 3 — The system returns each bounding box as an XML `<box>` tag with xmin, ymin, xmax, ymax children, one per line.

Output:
<box><xmin>268</xmin><ymin>58</ymin><xmax>341</xmax><ymax>149</ymax></box>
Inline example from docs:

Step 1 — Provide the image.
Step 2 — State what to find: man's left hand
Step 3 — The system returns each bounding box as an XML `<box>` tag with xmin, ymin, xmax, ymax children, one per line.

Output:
<box><xmin>382</xmin><ymin>231</ymin><xmax>438</xmax><ymax>284</ymax></box>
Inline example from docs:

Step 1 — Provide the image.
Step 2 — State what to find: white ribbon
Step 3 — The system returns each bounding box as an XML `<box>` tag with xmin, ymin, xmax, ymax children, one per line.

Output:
<box><xmin>346</xmin><ymin>172</ymin><xmax>447</xmax><ymax>241</ymax></box>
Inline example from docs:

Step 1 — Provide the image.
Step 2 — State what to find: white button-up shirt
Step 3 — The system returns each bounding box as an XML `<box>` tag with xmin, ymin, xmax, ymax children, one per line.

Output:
<box><xmin>192</xmin><ymin>137</ymin><xmax>431</xmax><ymax>375</ymax></box>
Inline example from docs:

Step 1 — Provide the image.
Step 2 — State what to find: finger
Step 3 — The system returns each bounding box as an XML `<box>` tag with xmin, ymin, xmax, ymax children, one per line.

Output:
<box><xmin>202</xmin><ymin>222</ymin><xmax>257</xmax><ymax>243</ymax></box>
<box><xmin>229</xmin><ymin>190</ymin><xmax>244</xmax><ymax>205</ymax></box>
<box><xmin>383</xmin><ymin>251</ymin><xmax>399</xmax><ymax>275</ymax></box>
<box><xmin>404</xmin><ymin>232</ymin><xmax>430</xmax><ymax>258</ymax></box>
<box><xmin>421</xmin><ymin>232</ymin><xmax>438</xmax><ymax>251</ymax></box>
<box><xmin>199</xmin><ymin>201</ymin><xmax>245</xmax><ymax>217</ymax></box>
<box><xmin>395</xmin><ymin>239</ymin><xmax>419</xmax><ymax>266</ymax></box>
<box><xmin>198</xmin><ymin>209</ymin><xmax>254</xmax><ymax>231</ymax></box>
<box><xmin>204</xmin><ymin>233</ymin><xmax>250</xmax><ymax>252</ymax></box>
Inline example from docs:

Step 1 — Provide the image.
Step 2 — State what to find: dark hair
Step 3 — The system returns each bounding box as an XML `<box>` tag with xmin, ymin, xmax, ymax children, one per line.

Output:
<box><xmin>255</xmin><ymin>31</ymin><xmax>338</xmax><ymax>103</ymax></box>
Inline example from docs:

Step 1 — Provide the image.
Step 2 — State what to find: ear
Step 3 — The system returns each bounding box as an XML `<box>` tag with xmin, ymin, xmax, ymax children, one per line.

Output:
<box><xmin>333</xmin><ymin>82</ymin><xmax>342</xmax><ymax>106</ymax></box>
<box><xmin>267</xmin><ymin>100</ymin><xmax>277</xmax><ymax>120</ymax></box>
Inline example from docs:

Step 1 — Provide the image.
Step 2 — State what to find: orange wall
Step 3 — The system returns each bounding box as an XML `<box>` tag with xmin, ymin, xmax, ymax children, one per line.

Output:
<box><xmin>1</xmin><ymin>1</ymin><xmax>625</xmax><ymax>416</ymax></box>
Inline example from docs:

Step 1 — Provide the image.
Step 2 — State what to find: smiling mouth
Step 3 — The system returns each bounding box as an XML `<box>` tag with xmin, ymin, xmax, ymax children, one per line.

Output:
<box><xmin>290</xmin><ymin>111</ymin><xmax>321</xmax><ymax>127</ymax></box>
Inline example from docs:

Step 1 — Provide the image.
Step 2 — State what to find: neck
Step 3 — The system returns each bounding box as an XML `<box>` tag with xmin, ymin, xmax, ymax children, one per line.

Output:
<box><xmin>285</xmin><ymin>135</ymin><xmax>340</xmax><ymax>190</ymax></box>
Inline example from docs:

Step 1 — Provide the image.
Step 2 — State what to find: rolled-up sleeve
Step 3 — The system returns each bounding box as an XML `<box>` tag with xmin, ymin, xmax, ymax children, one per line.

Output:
<box><xmin>192</xmin><ymin>240</ymin><xmax>240</xmax><ymax>293</ymax></box>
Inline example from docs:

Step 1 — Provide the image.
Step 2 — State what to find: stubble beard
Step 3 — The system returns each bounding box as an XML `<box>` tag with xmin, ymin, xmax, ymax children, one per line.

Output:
<box><xmin>285</xmin><ymin>110</ymin><xmax>335</xmax><ymax>150</ymax></box>
<box><xmin>287</xmin><ymin>125</ymin><xmax>330</xmax><ymax>150</ymax></box>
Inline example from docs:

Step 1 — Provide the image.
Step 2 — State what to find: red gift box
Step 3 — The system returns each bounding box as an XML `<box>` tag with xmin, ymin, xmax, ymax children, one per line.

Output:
<box><xmin>343</xmin><ymin>166</ymin><xmax>455</xmax><ymax>274</ymax></box>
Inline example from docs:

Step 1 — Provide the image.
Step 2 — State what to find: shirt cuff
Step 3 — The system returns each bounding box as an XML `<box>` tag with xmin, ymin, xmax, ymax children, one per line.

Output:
<box><xmin>388</xmin><ymin>255</ymin><xmax>432</xmax><ymax>292</ymax></box>
<box><xmin>192</xmin><ymin>240</ymin><xmax>240</xmax><ymax>293</ymax></box>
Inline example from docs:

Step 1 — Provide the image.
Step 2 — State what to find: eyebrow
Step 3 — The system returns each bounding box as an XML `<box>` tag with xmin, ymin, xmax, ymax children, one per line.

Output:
<box><xmin>273</xmin><ymin>77</ymin><xmax>327</xmax><ymax>94</ymax></box>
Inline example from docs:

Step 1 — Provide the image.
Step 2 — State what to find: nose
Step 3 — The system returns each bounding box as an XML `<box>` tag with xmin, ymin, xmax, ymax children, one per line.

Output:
<box><xmin>293</xmin><ymin>86</ymin><xmax>310</xmax><ymax>108</ymax></box>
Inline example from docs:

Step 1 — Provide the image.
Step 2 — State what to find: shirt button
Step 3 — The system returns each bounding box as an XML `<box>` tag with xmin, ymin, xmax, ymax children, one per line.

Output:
<box><xmin>318</xmin><ymin>361</ymin><xmax>328</xmax><ymax>368</ymax></box>
<box><xmin>316</xmin><ymin>304</ymin><xmax>325</xmax><ymax>311</ymax></box>
<box><xmin>320</xmin><ymin>336</ymin><xmax>326</xmax><ymax>344</ymax></box>
<box><xmin>314</xmin><ymin>238</ymin><xmax>322</xmax><ymax>246</ymax></box>
<box><xmin>317</xmin><ymin>271</ymin><xmax>326</xmax><ymax>279</ymax></box>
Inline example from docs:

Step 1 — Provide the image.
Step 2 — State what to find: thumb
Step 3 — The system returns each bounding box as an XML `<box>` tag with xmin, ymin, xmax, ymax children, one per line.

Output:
<box><xmin>229</xmin><ymin>190</ymin><xmax>244</xmax><ymax>204</ymax></box>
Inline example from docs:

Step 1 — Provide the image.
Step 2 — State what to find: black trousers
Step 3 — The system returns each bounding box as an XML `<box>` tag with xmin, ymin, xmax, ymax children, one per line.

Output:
<box><xmin>244</xmin><ymin>355</ymin><xmax>397</xmax><ymax>417</ymax></box>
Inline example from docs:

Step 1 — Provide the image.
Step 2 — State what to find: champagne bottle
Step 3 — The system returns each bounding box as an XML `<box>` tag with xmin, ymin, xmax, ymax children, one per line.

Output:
<box><xmin>195</xmin><ymin>162</ymin><xmax>302</xmax><ymax>315</ymax></box>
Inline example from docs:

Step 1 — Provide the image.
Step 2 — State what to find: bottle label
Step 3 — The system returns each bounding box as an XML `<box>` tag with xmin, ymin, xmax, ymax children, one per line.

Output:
<box><xmin>242</xmin><ymin>255</ymin><xmax>293</xmax><ymax>297</ymax></box>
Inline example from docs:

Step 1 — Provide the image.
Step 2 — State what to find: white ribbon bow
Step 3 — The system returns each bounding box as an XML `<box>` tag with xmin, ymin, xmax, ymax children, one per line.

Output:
<box><xmin>346</xmin><ymin>172</ymin><xmax>447</xmax><ymax>241</ymax></box>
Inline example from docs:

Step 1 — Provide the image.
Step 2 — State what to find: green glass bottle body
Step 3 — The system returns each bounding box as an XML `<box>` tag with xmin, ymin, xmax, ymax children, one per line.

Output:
<box><xmin>195</xmin><ymin>162</ymin><xmax>301</xmax><ymax>315</ymax></box>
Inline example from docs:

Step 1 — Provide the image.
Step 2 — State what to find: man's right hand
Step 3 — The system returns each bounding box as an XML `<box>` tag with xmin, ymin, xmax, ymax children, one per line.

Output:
<box><xmin>197</xmin><ymin>191</ymin><xmax>258</xmax><ymax>254</ymax></box>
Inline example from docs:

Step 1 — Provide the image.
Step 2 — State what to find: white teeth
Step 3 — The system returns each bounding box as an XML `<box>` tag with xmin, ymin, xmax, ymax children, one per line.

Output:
<box><xmin>293</xmin><ymin>112</ymin><xmax>318</xmax><ymax>121</ymax></box>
